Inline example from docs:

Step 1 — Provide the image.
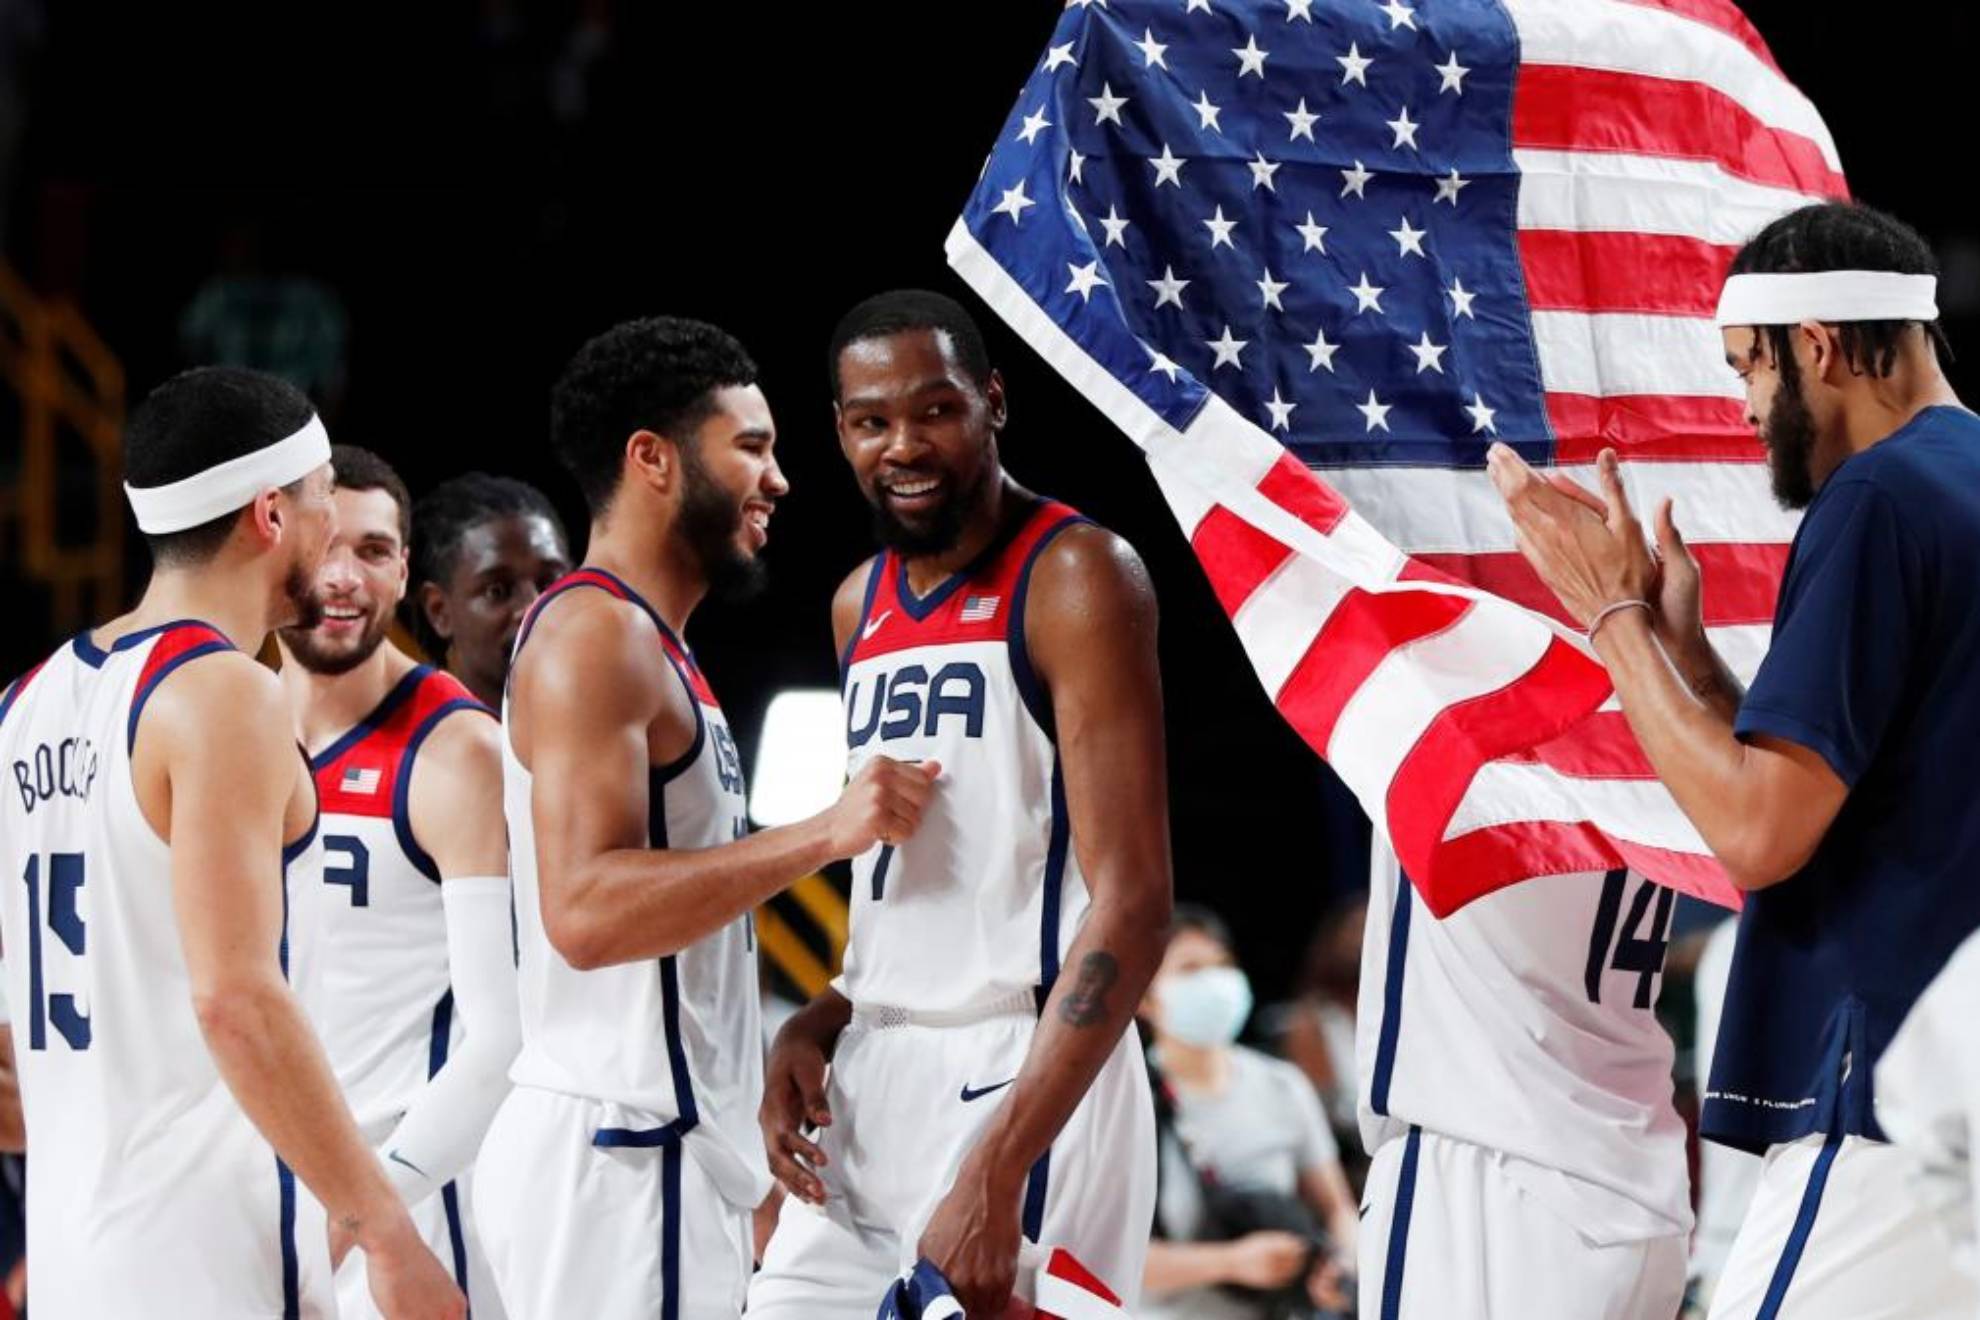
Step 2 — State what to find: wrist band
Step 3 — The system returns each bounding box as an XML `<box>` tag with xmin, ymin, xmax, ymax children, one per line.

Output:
<box><xmin>1587</xmin><ymin>599</ymin><xmax>1651</xmax><ymax>644</ymax></box>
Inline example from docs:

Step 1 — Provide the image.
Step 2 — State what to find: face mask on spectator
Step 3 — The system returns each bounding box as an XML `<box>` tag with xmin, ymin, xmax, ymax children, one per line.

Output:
<box><xmin>1157</xmin><ymin>966</ymin><xmax>1254</xmax><ymax>1046</ymax></box>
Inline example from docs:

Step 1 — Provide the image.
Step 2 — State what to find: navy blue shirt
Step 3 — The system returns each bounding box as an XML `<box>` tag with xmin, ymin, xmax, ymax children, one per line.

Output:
<box><xmin>1704</xmin><ymin>405</ymin><xmax>1980</xmax><ymax>1153</ymax></box>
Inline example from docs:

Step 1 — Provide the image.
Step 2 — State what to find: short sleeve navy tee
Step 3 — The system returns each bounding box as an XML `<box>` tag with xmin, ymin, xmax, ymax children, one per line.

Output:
<box><xmin>1704</xmin><ymin>405</ymin><xmax>1980</xmax><ymax>1153</ymax></box>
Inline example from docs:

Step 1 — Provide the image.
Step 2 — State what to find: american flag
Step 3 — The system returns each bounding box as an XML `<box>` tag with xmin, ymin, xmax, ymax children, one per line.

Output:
<box><xmin>961</xmin><ymin>594</ymin><xmax>1003</xmax><ymax>622</ymax></box>
<box><xmin>948</xmin><ymin>0</ymin><xmax>1845</xmax><ymax>915</ymax></box>
<box><xmin>341</xmin><ymin>765</ymin><xmax>382</xmax><ymax>796</ymax></box>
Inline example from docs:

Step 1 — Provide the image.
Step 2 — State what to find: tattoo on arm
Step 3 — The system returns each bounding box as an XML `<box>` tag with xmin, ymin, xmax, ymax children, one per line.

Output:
<box><xmin>1057</xmin><ymin>952</ymin><xmax>1119</xmax><ymax>1028</ymax></box>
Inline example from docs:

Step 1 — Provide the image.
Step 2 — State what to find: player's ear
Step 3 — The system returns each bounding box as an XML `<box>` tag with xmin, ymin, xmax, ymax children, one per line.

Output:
<box><xmin>247</xmin><ymin>485</ymin><xmax>284</xmax><ymax>548</ymax></box>
<box><xmin>420</xmin><ymin>580</ymin><xmax>454</xmax><ymax>644</ymax></box>
<box><xmin>983</xmin><ymin>369</ymin><xmax>1008</xmax><ymax>434</ymax></box>
<box><xmin>626</xmin><ymin>428</ymin><xmax>673</xmax><ymax>495</ymax></box>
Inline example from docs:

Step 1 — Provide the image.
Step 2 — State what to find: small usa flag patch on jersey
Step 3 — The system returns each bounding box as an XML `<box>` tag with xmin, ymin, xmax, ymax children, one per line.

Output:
<box><xmin>960</xmin><ymin>595</ymin><xmax>1000</xmax><ymax>623</ymax></box>
<box><xmin>341</xmin><ymin>766</ymin><xmax>382</xmax><ymax>795</ymax></box>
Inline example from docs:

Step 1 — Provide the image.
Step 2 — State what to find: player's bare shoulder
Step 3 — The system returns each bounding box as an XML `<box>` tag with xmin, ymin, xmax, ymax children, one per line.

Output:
<box><xmin>831</xmin><ymin>555</ymin><xmax>883</xmax><ymax>657</ymax></box>
<box><xmin>1024</xmin><ymin>520</ymin><xmax>1158</xmax><ymax>648</ymax></box>
<box><xmin>507</xmin><ymin>586</ymin><xmax>673</xmax><ymax>763</ymax></box>
<box><xmin>405</xmin><ymin>700</ymin><xmax>504</xmax><ymax>858</ymax></box>
<box><xmin>131</xmin><ymin>649</ymin><xmax>309</xmax><ymax>836</ymax></box>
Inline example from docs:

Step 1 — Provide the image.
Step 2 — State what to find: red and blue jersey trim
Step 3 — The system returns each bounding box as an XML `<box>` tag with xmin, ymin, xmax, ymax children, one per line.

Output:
<box><xmin>311</xmin><ymin>665</ymin><xmax>490</xmax><ymax>883</ymax></box>
<box><xmin>0</xmin><ymin>658</ymin><xmax>48</xmax><ymax>730</ymax></box>
<box><xmin>123</xmin><ymin>622</ymin><xmax>237</xmax><ymax>753</ymax></box>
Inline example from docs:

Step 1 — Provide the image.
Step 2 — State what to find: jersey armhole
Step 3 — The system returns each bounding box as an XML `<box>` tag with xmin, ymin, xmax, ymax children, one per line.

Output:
<box><xmin>127</xmin><ymin>625</ymin><xmax>238</xmax><ymax>755</ymax></box>
<box><xmin>650</xmin><ymin>646</ymin><xmax>708</xmax><ymax>788</ymax></box>
<box><xmin>1006</xmin><ymin>515</ymin><xmax>1092</xmax><ymax>740</ymax></box>
<box><xmin>393</xmin><ymin>700</ymin><xmax>498</xmax><ymax>884</ymax></box>
<box><xmin>837</xmin><ymin>555</ymin><xmax>887</xmax><ymax>685</ymax></box>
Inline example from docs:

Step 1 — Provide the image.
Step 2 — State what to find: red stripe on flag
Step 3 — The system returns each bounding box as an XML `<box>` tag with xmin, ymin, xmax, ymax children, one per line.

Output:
<box><xmin>1617</xmin><ymin>0</ymin><xmax>1785</xmax><ymax>77</ymax></box>
<box><xmin>1412</xmin><ymin>543</ymin><xmax>1787</xmax><ymax>628</ymax></box>
<box><xmin>1543</xmin><ymin>394</ymin><xmax>1760</xmax><ymax>463</ymax></box>
<box><xmin>1275</xmin><ymin>590</ymin><xmax>1472</xmax><ymax>752</ymax></box>
<box><xmin>1513</xmin><ymin>65</ymin><xmax>1848</xmax><ymax>198</ymax></box>
<box><xmin>1518</xmin><ymin>230</ymin><xmax>1738</xmax><ymax>316</ymax></box>
<box><xmin>1433</xmin><ymin>816</ymin><xmax>1743</xmax><ymax>912</ymax></box>
<box><xmin>1191</xmin><ymin>506</ymin><xmax>1295</xmax><ymax>618</ymax></box>
<box><xmin>1257</xmin><ymin>449</ymin><xmax>1351</xmax><ymax>536</ymax></box>
<box><xmin>1515</xmin><ymin>709</ymin><xmax>1659</xmax><ymax>779</ymax></box>
<box><xmin>1387</xmin><ymin>634</ymin><xmax>1614</xmax><ymax>916</ymax></box>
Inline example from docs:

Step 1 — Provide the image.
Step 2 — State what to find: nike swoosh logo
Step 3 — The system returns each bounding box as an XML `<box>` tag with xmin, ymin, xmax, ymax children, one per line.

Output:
<box><xmin>959</xmin><ymin>1079</ymin><xmax>1015</xmax><ymax>1103</ymax></box>
<box><xmin>862</xmin><ymin>610</ymin><xmax>892</xmax><ymax>641</ymax></box>
<box><xmin>387</xmin><ymin>1150</ymin><xmax>429</xmax><ymax>1177</ymax></box>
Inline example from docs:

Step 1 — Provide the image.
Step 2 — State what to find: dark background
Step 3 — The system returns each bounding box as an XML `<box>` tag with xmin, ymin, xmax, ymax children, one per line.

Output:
<box><xmin>4</xmin><ymin>0</ymin><xmax>1975</xmax><ymax>998</ymax></box>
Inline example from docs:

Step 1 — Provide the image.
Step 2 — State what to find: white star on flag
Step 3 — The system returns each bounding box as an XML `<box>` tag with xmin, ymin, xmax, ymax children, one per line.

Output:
<box><xmin>1206</xmin><ymin>325</ymin><xmax>1248</xmax><ymax>370</ymax></box>
<box><xmin>1065</xmin><ymin>261</ymin><xmax>1107</xmax><ymax>301</ymax></box>
<box><xmin>1465</xmin><ymin>392</ymin><xmax>1498</xmax><ymax>432</ymax></box>
<box><xmin>1337</xmin><ymin>42</ymin><xmax>1372</xmax><ymax>86</ymax></box>
<box><xmin>1304</xmin><ymin>327</ymin><xmax>1340</xmax><ymax>372</ymax></box>
<box><xmin>1348</xmin><ymin>271</ymin><xmax>1385</xmax><ymax>314</ymax></box>
<box><xmin>1192</xmin><ymin>91</ymin><xmax>1223</xmax><ymax>132</ymax></box>
<box><xmin>1018</xmin><ymin>107</ymin><xmax>1052</xmax><ymax>145</ymax></box>
<box><xmin>1145</xmin><ymin>344</ymin><xmax>1181</xmax><ymax>381</ymax></box>
<box><xmin>1233</xmin><ymin>35</ymin><xmax>1269</xmax><ymax>78</ymax></box>
<box><xmin>1434</xmin><ymin>168</ymin><xmax>1470</xmax><ymax>205</ymax></box>
<box><xmin>1265</xmin><ymin>388</ymin><xmax>1297</xmax><ymax>431</ymax></box>
<box><xmin>1357</xmin><ymin>389</ymin><xmax>1393</xmax><ymax>431</ymax></box>
<box><xmin>1098</xmin><ymin>204</ymin><xmax>1131</xmax><ymax>246</ymax></box>
<box><xmin>1134</xmin><ymin>28</ymin><xmax>1168</xmax><ymax>68</ymax></box>
<box><xmin>1149</xmin><ymin>144</ymin><xmax>1185</xmax><ymax>187</ymax></box>
<box><xmin>1068</xmin><ymin>150</ymin><xmax>1086</xmax><ymax>185</ymax></box>
<box><xmin>1340</xmin><ymin>160</ymin><xmax>1373</xmax><ymax>198</ymax></box>
<box><xmin>1389</xmin><ymin>216</ymin><xmax>1427</xmax><ymax>258</ymax></box>
<box><xmin>1409</xmin><ymin>331</ymin><xmax>1448</xmax><ymax>373</ymax></box>
<box><xmin>1248</xmin><ymin>151</ymin><xmax>1281</xmax><ymax>191</ymax></box>
<box><xmin>1436</xmin><ymin>51</ymin><xmax>1470</xmax><ymax>94</ymax></box>
<box><xmin>1294</xmin><ymin>212</ymin><xmax>1328</xmax><ymax>253</ymax></box>
<box><xmin>1044</xmin><ymin>42</ymin><xmax>1077</xmax><ymax>72</ymax></box>
<box><xmin>1285</xmin><ymin>0</ymin><xmax>1315</xmax><ymax>20</ymax></box>
<box><xmin>1256</xmin><ymin>268</ymin><xmax>1289</xmax><ymax>310</ymax></box>
<box><xmin>1387</xmin><ymin>106</ymin><xmax>1420</xmax><ymax>150</ymax></box>
<box><xmin>1203</xmin><ymin>205</ymin><xmax>1238</xmax><ymax>249</ymax></box>
<box><xmin>991</xmin><ymin>181</ymin><xmax>1035</xmax><ymax>223</ymax></box>
<box><xmin>1088</xmin><ymin>83</ymin><xmax>1127</xmax><ymax>126</ymax></box>
<box><xmin>1147</xmin><ymin>265</ymin><xmax>1188</xmax><ymax>309</ymax></box>
<box><xmin>1284</xmin><ymin>98</ymin><xmax>1319</xmax><ymax>142</ymax></box>
<box><xmin>1380</xmin><ymin>0</ymin><xmax>1417</xmax><ymax>31</ymax></box>
<box><xmin>1448</xmin><ymin>276</ymin><xmax>1478</xmax><ymax>318</ymax></box>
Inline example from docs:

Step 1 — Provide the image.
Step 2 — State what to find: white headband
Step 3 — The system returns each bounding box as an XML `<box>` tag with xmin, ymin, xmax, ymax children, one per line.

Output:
<box><xmin>1714</xmin><ymin>271</ymin><xmax>1939</xmax><ymax>328</ymax></box>
<box><xmin>124</xmin><ymin>414</ymin><xmax>332</xmax><ymax>534</ymax></box>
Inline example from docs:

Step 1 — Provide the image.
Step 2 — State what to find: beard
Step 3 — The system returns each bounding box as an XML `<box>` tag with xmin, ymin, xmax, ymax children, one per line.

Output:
<box><xmin>1762</xmin><ymin>358</ymin><xmax>1820</xmax><ymax>510</ymax></box>
<box><xmin>283</xmin><ymin>561</ymin><xmax>326</xmax><ymax>632</ymax></box>
<box><xmin>678</xmin><ymin>447</ymin><xmax>768</xmax><ymax>603</ymax></box>
<box><xmin>870</xmin><ymin>458</ymin><xmax>990</xmax><ymax>557</ymax></box>
<box><xmin>280</xmin><ymin>603</ymin><xmax>393</xmax><ymax>676</ymax></box>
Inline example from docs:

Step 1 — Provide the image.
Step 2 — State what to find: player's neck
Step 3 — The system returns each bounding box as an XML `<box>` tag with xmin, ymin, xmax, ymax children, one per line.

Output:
<box><xmin>109</xmin><ymin>562</ymin><xmax>280</xmax><ymax>654</ymax></box>
<box><xmin>1155</xmin><ymin>1037</ymin><xmax>1232</xmax><ymax>1092</ymax></box>
<box><xmin>277</xmin><ymin>639</ymin><xmax>419</xmax><ymax>755</ymax></box>
<box><xmin>898</xmin><ymin>476</ymin><xmax>1032</xmax><ymax>595</ymax></box>
<box><xmin>1838</xmin><ymin>349</ymin><xmax>1964</xmax><ymax>458</ymax></box>
<box><xmin>581</xmin><ymin>517</ymin><xmax>707</xmax><ymax>638</ymax></box>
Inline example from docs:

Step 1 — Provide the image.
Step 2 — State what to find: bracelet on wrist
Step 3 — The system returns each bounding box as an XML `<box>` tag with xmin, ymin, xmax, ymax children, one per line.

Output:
<box><xmin>1586</xmin><ymin>598</ymin><xmax>1651</xmax><ymax>644</ymax></box>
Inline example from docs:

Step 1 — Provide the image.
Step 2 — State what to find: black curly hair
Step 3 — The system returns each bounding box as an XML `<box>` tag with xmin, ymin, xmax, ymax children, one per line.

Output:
<box><xmin>549</xmin><ymin>316</ymin><xmax>760</xmax><ymax>515</ymax></box>
<box><xmin>329</xmin><ymin>444</ymin><xmax>411</xmax><ymax>546</ymax></box>
<box><xmin>826</xmin><ymin>289</ymin><xmax>992</xmax><ymax>400</ymax></box>
<box><xmin>1726</xmin><ymin>201</ymin><xmax>1954</xmax><ymax>382</ymax></box>
<box><xmin>405</xmin><ymin>471</ymin><xmax>568</xmax><ymax>658</ymax></box>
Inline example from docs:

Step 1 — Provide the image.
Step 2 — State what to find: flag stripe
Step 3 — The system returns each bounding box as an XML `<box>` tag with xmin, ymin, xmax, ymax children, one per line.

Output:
<box><xmin>1617</xmin><ymin>0</ymin><xmax>1785</xmax><ymax>77</ymax></box>
<box><xmin>1512</xmin><ymin>65</ymin><xmax>1846</xmax><ymax>197</ymax></box>
<box><xmin>1439</xmin><ymin>817</ymin><xmax>1737</xmax><ymax>905</ymax></box>
<box><xmin>1514</xmin><ymin>148</ymin><xmax>1827</xmax><ymax>246</ymax></box>
<box><xmin>1412</xmin><ymin>543</ymin><xmax>1788</xmax><ymax>628</ymax></box>
<box><xmin>1530</xmin><ymin>310</ymin><xmax>1743</xmax><ymax>399</ymax></box>
<box><xmin>1543</xmin><ymin>395</ymin><xmax>1757</xmax><ymax>463</ymax></box>
<box><xmin>1506</xmin><ymin>0</ymin><xmax>1840</xmax><ymax>171</ymax></box>
<box><xmin>1519</xmin><ymin>230</ymin><xmax>1738</xmax><ymax>316</ymax></box>
<box><xmin>1277</xmin><ymin>591</ymin><xmax>1473</xmax><ymax>755</ymax></box>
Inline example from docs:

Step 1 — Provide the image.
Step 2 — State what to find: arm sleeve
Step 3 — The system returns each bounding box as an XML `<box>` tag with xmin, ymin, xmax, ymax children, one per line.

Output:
<box><xmin>379</xmin><ymin>875</ymin><xmax>521</xmax><ymax>1206</ymax></box>
<box><xmin>1734</xmin><ymin>481</ymin><xmax>1920</xmax><ymax>787</ymax></box>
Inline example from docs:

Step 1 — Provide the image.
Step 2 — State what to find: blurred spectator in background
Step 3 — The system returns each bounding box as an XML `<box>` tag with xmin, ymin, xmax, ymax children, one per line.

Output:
<box><xmin>407</xmin><ymin>471</ymin><xmax>570</xmax><ymax>709</ymax></box>
<box><xmin>1142</xmin><ymin>906</ymin><xmax>1359</xmax><ymax>1320</ymax></box>
<box><xmin>1268</xmin><ymin>895</ymin><xmax>1367</xmax><ymax>1182</ymax></box>
<box><xmin>178</xmin><ymin>218</ymin><xmax>349</xmax><ymax>412</ymax></box>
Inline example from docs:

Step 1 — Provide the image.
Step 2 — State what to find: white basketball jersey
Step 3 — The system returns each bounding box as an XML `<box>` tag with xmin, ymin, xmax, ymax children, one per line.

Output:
<box><xmin>503</xmin><ymin>570</ymin><xmax>768</xmax><ymax>1211</ymax></box>
<box><xmin>837</xmin><ymin>500</ymin><xmax>1090</xmax><ymax>1014</ymax></box>
<box><xmin>1358</xmin><ymin>838</ymin><xmax>1692</xmax><ymax>1244</ymax></box>
<box><xmin>308</xmin><ymin>665</ymin><xmax>487</xmax><ymax>1135</ymax></box>
<box><xmin>0</xmin><ymin>623</ymin><xmax>331</xmax><ymax>1317</ymax></box>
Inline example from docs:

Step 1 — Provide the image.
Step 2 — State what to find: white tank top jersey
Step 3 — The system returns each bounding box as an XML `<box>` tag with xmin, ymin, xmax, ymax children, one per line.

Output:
<box><xmin>837</xmin><ymin>499</ymin><xmax>1090</xmax><ymax>1015</ymax></box>
<box><xmin>502</xmin><ymin>569</ymin><xmax>769</xmax><ymax>1210</ymax></box>
<box><xmin>1358</xmin><ymin>839</ymin><xmax>1693</xmax><ymax>1245</ymax></box>
<box><xmin>309</xmin><ymin>665</ymin><xmax>488</xmax><ymax>1139</ymax></box>
<box><xmin>0</xmin><ymin>621</ymin><xmax>329</xmax><ymax>1317</ymax></box>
